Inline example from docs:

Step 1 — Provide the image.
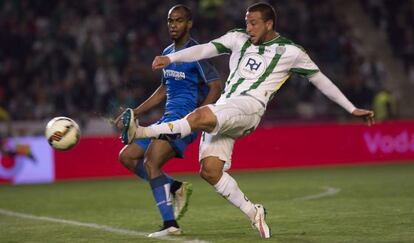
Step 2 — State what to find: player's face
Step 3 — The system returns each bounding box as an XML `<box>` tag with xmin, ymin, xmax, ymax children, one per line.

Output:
<box><xmin>245</xmin><ymin>11</ymin><xmax>273</xmax><ymax>45</ymax></box>
<box><xmin>167</xmin><ymin>9</ymin><xmax>192</xmax><ymax>41</ymax></box>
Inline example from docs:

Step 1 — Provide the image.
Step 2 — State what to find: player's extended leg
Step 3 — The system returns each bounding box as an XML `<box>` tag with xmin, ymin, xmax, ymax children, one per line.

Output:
<box><xmin>121</xmin><ymin>107</ymin><xmax>216</xmax><ymax>144</ymax></box>
<box><xmin>200</xmin><ymin>156</ymin><xmax>271</xmax><ymax>238</ymax></box>
<box><xmin>144</xmin><ymin>139</ymin><xmax>188</xmax><ymax>237</ymax></box>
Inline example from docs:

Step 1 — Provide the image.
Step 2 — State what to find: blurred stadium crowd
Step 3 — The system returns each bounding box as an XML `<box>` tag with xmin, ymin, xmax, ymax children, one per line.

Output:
<box><xmin>0</xmin><ymin>0</ymin><xmax>411</xmax><ymax>126</ymax></box>
<box><xmin>361</xmin><ymin>0</ymin><xmax>414</xmax><ymax>74</ymax></box>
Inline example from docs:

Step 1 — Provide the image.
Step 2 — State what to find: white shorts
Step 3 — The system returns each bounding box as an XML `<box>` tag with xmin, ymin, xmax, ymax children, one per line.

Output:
<box><xmin>199</xmin><ymin>95</ymin><xmax>265</xmax><ymax>170</ymax></box>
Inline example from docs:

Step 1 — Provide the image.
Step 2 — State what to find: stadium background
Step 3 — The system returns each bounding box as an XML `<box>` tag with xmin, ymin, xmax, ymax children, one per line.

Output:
<box><xmin>0</xmin><ymin>0</ymin><xmax>414</xmax><ymax>180</ymax></box>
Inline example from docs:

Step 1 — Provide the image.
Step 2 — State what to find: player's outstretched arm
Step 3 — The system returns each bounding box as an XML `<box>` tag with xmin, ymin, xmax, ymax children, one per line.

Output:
<box><xmin>308</xmin><ymin>72</ymin><xmax>375</xmax><ymax>126</ymax></box>
<box><xmin>308</xmin><ymin>72</ymin><xmax>356</xmax><ymax>113</ymax></box>
<box><xmin>152</xmin><ymin>43</ymin><xmax>219</xmax><ymax>70</ymax></box>
<box><xmin>352</xmin><ymin>108</ymin><xmax>375</xmax><ymax>126</ymax></box>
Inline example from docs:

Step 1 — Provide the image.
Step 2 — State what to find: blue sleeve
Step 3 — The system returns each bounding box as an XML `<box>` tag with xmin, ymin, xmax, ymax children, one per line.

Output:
<box><xmin>196</xmin><ymin>60</ymin><xmax>220</xmax><ymax>83</ymax></box>
<box><xmin>161</xmin><ymin>48</ymin><xmax>168</xmax><ymax>85</ymax></box>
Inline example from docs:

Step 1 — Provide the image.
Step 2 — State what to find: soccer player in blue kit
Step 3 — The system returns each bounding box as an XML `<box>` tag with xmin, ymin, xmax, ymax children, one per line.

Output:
<box><xmin>115</xmin><ymin>5</ymin><xmax>222</xmax><ymax>237</ymax></box>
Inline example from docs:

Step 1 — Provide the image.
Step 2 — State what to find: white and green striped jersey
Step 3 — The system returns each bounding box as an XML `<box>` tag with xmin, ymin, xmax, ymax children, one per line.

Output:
<box><xmin>211</xmin><ymin>29</ymin><xmax>320</xmax><ymax>106</ymax></box>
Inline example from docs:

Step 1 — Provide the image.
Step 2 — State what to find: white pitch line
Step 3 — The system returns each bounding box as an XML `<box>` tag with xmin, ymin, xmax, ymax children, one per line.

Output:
<box><xmin>295</xmin><ymin>186</ymin><xmax>341</xmax><ymax>201</ymax></box>
<box><xmin>0</xmin><ymin>208</ymin><xmax>209</xmax><ymax>243</ymax></box>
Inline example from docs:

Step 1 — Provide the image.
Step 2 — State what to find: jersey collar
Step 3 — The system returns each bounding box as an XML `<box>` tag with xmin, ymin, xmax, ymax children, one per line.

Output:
<box><xmin>261</xmin><ymin>33</ymin><xmax>281</xmax><ymax>46</ymax></box>
<box><xmin>173</xmin><ymin>38</ymin><xmax>194</xmax><ymax>52</ymax></box>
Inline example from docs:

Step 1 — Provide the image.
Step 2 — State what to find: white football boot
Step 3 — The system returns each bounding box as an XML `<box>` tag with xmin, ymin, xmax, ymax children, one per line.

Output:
<box><xmin>251</xmin><ymin>204</ymin><xmax>271</xmax><ymax>238</ymax></box>
<box><xmin>173</xmin><ymin>182</ymin><xmax>193</xmax><ymax>220</ymax></box>
<box><xmin>121</xmin><ymin>108</ymin><xmax>137</xmax><ymax>145</ymax></box>
<box><xmin>148</xmin><ymin>226</ymin><xmax>182</xmax><ymax>238</ymax></box>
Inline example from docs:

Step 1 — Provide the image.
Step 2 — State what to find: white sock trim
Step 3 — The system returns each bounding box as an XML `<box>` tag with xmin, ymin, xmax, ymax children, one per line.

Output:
<box><xmin>138</xmin><ymin>118</ymin><xmax>192</xmax><ymax>139</ymax></box>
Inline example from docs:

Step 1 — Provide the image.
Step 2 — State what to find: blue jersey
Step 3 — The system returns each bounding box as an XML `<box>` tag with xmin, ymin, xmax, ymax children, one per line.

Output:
<box><xmin>161</xmin><ymin>38</ymin><xmax>219</xmax><ymax>120</ymax></box>
<box><xmin>135</xmin><ymin>38</ymin><xmax>220</xmax><ymax>158</ymax></box>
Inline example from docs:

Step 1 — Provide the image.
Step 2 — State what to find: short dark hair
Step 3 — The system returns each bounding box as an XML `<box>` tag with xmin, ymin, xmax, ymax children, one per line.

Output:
<box><xmin>247</xmin><ymin>2</ymin><xmax>276</xmax><ymax>29</ymax></box>
<box><xmin>170</xmin><ymin>4</ymin><xmax>192</xmax><ymax>20</ymax></box>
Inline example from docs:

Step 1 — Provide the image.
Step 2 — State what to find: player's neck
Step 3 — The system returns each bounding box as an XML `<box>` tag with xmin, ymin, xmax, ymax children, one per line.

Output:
<box><xmin>174</xmin><ymin>34</ymin><xmax>190</xmax><ymax>49</ymax></box>
<box><xmin>263</xmin><ymin>31</ymin><xmax>279</xmax><ymax>43</ymax></box>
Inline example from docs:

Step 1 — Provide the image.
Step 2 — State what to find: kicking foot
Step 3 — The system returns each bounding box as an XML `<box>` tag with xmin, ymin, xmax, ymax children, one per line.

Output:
<box><xmin>251</xmin><ymin>204</ymin><xmax>271</xmax><ymax>238</ymax></box>
<box><xmin>148</xmin><ymin>226</ymin><xmax>182</xmax><ymax>238</ymax></box>
<box><xmin>174</xmin><ymin>182</ymin><xmax>193</xmax><ymax>220</ymax></box>
<box><xmin>121</xmin><ymin>108</ymin><xmax>137</xmax><ymax>145</ymax></box>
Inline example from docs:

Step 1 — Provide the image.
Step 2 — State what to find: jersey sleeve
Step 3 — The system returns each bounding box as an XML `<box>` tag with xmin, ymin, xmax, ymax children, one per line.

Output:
<box><xmin>160</xmin><ymin>47</ymin><xmax>171</xmax><ymax>85</ymax></box>
<box><xmin>290</xmin><ymin>48</ymin><xmax>320</xmax><ymax>77</ymax></box>
<box><xmin>210</xmin><ymin>31</ymin><xmax>240</xmax><ymax>54</ymax></box>
<box><xmin>196</xmin><ymin>60</ymin><xmax>220</xmax><ymax>83</ymax></box>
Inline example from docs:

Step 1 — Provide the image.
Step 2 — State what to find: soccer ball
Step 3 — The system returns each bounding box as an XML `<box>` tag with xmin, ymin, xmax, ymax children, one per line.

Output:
<box><xmin>45</xmin><ymin>116</ymin><xmax>80</xmax><ymax>151</ymax></box>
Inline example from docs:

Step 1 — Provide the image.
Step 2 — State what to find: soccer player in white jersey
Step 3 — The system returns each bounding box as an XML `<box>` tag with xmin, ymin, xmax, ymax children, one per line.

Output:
<box><xmin>121</xmin><ymin>2</ymin><xmax>374</xmax><ymax>239</ymax></box>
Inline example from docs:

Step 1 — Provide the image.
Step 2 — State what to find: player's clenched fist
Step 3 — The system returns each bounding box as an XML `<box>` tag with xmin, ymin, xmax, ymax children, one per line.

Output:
<box><xmin>152</xmin><ymin>56</ymin><xmax>171</xmax><ymax>70</ymax></box>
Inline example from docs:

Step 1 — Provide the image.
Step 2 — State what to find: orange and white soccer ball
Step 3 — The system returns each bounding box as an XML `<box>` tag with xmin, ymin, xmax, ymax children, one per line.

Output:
<box><xmin>45</xmin><ymin>116</ymin><xmax>80</xmax><ymax>151</ymax></box>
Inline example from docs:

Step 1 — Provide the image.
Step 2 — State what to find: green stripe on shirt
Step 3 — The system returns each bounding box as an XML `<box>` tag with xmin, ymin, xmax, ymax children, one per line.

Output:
<box><xmin>290</xmin><ymin>68</ymin><xmax>319</xmax><ymax>77</ymax></box>
<box><xmin>226</xmin><ymin>40</ymin><xmax>251</xmax><ymax>86</ymax></box>
<box><xmin>226</xmin><ymin>78</ymin><xmax>245</xmax><ymax>98</ymax></box>
<box><xmin>211</xmin><ymin>42</ymin><xmax>231</xmax><ymax>54</ymax></box>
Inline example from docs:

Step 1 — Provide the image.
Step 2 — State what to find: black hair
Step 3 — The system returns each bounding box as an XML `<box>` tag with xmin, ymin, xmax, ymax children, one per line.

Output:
<box><xmin>170</xmin><ymin>4</ymin><xmax>192</xmax><ymax>20</ymax></box>
<box><xmin>247</xmin><ymin>2</ymin><xmax>276</xmax><ymax>29</ymax></box>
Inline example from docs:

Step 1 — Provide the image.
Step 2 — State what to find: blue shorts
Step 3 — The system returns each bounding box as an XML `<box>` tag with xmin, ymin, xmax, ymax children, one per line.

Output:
<box><xmin>135</xmin><ymin>115</ymin><xmax>198</xmax><ymax>158</ymax></box>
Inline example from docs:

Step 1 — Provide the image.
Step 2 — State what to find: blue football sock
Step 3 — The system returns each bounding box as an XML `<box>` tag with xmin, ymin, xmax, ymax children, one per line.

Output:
<box><xmin>150</xmin><ymin>174</ymin><xmax>175</xmax><ymax>222</ymax></box>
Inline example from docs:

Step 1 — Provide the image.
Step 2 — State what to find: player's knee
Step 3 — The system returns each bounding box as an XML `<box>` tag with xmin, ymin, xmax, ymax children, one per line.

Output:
<box><xmin>187</xmin><ymin>107</ymin><xmax>216</xmax><ymax>132</ymax></box>
<box><xmin>118</xmin><ymin>150</ymin><xmax>135</xmax><ymax>171</ymax></box>
<box><xmin>187</xmin><ymin>110</ymin><xmax>203</xmax><ymax>127</ymax></box>
<box><xmin>199</xmin><ymin>168</ymin><xmax>211</xmax><ymax>182</ymax></box>
<box><xmin>199</xmin><ymin>167</ymin><xmax>221</xmax><ymax>185</ymax></box>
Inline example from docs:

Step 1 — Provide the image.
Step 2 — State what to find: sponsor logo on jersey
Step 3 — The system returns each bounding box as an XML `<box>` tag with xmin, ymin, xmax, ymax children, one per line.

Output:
<box><xmin>275</xmin><ymin>46</ymin><xmax>286</xmax><ymax>55</ymax></box>
<box><xmin>238</xmin><ymin>53</ymin><xmax>267</xmax><ymax>79</ymax></box>
<box><xmin>164</xmin><ymin>69</ymin><xmax>186</xmax><ymax>80</ymax></box>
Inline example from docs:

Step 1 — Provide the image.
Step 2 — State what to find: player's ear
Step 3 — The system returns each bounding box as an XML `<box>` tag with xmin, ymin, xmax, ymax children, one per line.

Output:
<box><xmin>266</xmin><ymin>19</ymin><xmax>273</xmax><ymax>31</ymax></box>
<box><xmin>187</xmin><ymin>20</ymin><xmax>193</xmax><ymax>30</ymax></box>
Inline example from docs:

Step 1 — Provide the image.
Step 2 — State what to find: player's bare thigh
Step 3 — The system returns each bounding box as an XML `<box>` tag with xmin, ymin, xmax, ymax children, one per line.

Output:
<box><xmin>200</xmin><ymin>156</ymin><xmax>225</xmax><ymax>185</ymax></box>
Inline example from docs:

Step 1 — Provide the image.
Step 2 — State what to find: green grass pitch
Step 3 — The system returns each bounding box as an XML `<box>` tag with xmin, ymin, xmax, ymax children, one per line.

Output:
<box><xmin>1</xmin><ymin>163</ymin><xmax>413</xmax><ymax>242</ymax></box>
